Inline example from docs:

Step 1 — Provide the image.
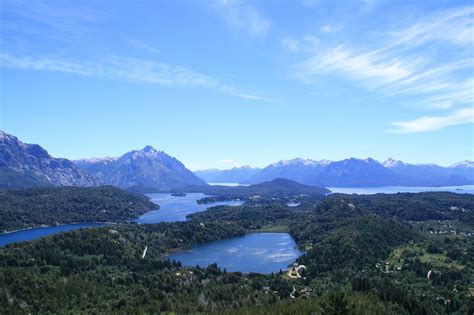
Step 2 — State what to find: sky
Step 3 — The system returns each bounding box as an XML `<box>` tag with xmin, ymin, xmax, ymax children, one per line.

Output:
<box><xmin>0</xmin><ymin>0</ymin><xmax>473</xmax><ymax>170</ymax></box>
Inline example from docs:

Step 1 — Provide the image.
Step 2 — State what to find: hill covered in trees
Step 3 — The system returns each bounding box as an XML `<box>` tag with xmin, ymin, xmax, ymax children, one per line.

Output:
<box><xmin>0</xmin><ymin>186</ymin><xmax>157</xmax><ymax>232</ymax></box>
<box><xmin>174</xmin><ymin>178</ymin><xmax>330</xmax><ymax>203</ymax></box>
<box><xmin>0</xmin><ymin>191</ymin><xmax>472</xmax><ymax>313</ymax></box>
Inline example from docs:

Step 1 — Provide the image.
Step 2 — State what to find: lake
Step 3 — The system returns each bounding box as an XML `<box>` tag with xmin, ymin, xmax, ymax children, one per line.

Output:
<box><xmin>327</xmin><ymin>185</ymin><xmax>474</xmax><ymax>195</ymax></box>
<box><xmin>167</xmin><ymin>233</ymin><xmax>303</xmax><ymax>274</ymax></box>
<box><xmin>0</xmin><ymin>223</ymin><xmax>106</xmax><ymax>247</ymax></box>
<box><xmin>0</xmin><ymin>193</ymin><xmax>242</xmax><ymax>247</ymax></box>
<box><xmin>134</xmin><ymin>193</ymin><xmax>243</xmax><ymax>223</ymax></box>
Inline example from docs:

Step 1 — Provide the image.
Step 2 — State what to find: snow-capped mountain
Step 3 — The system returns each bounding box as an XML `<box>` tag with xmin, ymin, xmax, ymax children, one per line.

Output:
<box><xmin>242</xmin><ymin>158</ymin><xmax>332</xmax><ymax>185</ymax></box>
<box><xmin>450</xmin><ymin>160</ymin><xmax>474</xmax><ymax>168</ymax></box>
<box><xmin>76</xmin><ymin>146</ymin><xmax>207</xmax><ymax>191</ymax></box>
<box><xmin>206</xmin><ymin>157</ymin><xmax>474</xmax><ymax>187</ymax></box>
<box><xmin>194</xmin><ymin>165</ymin><xmax>261</xmax><ymax>183</ymax></box>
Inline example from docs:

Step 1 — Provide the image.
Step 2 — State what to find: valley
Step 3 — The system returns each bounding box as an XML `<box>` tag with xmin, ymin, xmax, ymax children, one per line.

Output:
<box><xmin>0</xmin><ymin>130</ymin><xmax>473</xmax><ymax>314</ymax></box>
<box><xmin>2</xmin><ymin>1</ymin><xmax>472</xmax><ymax>313</ymax></box>
<box><xmin>0</xmin><ymin>187</ymin><xmax>473</xmax><ymax>314</ymax></box>
<box><xmin>1</xmin><ymin>131</ymin><xmax>473</xmax><ymax>191</ymax></box>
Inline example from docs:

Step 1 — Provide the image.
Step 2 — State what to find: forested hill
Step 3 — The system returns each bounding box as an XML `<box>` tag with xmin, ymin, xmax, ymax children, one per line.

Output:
<box><xmin>0</xmin><ymin>193</ymin><xmax>474</xmax><ymax>315</ymax></box>
<box><xmin>0</xmin><ymin>191</ymin><xmax>473</xmax><ymax>313</ymax></box>
<box><xmin>173</xmin><ymin>178</ymin><xmax>330</xmax><ymax>199</ymax></box>
<box><xmin>0</xmin><ymin>186</ymin><xmax>158</xmax><ymax>232</ymax></box>
<box><xmin>327</xmin><ymin>192</ymin><xmax>474</xmax><ymax>223</ymax></box>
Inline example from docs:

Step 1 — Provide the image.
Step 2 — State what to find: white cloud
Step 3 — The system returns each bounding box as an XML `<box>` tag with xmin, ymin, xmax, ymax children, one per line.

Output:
<box><xmin>292</xmin><ymin>6</ymin><xmax>474</xmax><ymax>117</ymax></box>
<box><xmin>127</xmin><ymin>40</ymin><xmax>160</xmax><ymax>54</ymax></box>
<box><xmin>0</xmin><ymin>53</ymin><xmax>273</xmax><ymax>102</ymax></box>
<box><xmin>214</xmin><ymin>0</ymin><xmax>270</xmax><ymax>37</ymax></box>
<box><xmin>389</xmin><ymin>108</ymin><xmax>474</xmax><ymax>133</ymax></box>
<box><xmin>320</xmin><ymin>24</ymin><xmax>334</xmax><ymax>33</ymax></box>
<box><xmin>390</xmin><ymin>6</ymin><xmax>474</xmax><ymax>47</ymax></box>
<box><xmin>281</xmin><ymin>36</ymin><xmax>319</xmax><ymax>53</ymax></box>
<box><xmin>281</xmin><ymin>37</ymin><xmax>300</xmax><ymax>52</ymax></box>
<box><xmin>220</xmin><ymin>159</ymin><xmax>241</xmax><ymax>167</ymax></box>
<box><xmin>295</xmin><ymin>45</ymin><xmax>419</xmax><ymax>85</ymax></box>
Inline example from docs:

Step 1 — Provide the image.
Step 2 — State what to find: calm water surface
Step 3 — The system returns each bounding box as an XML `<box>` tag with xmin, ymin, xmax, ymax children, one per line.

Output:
<box><xmin>167</xmin><ymin>232</ymin><xmax>303</xmax><ymax>274</ymax></box>
<box><xmin>328</xmin><ymin>185</ymin><xmax>474</xmax><ymax>195</ymax></box>
<box><xmin>0</xmin><ymin>193</ymin><xmax>242</xmax><ymax>246</ymax></box>
<box><xmin>135</xmin><ymin>193</ymin><xmax>243</xmax><ymax>223</ymax></box>
<box><xmin>0</xmin><ymin>223</ymin><xmax>106</xmax><ymax>247</ymax></box>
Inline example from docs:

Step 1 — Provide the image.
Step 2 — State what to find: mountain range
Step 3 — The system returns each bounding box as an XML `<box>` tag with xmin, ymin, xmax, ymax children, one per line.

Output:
<box><xmin>75</xmin><ymin>146</ymin><xmax>207</xmax><ymax>191</ymax></box>
<box><xmin>194</xmin><ymin>166</ymin><xmax>261</xmax><ymax>183</ymax></box>
<box><xmin>0</xmin><ymin>131</ymin><xmax>206</xmax><ymax>191</ymax></box>
<box><xmin>0</xmin><ymin>131</ymin><xmax>98</xmax><ymax>189</ymax></box>
<box><xmin>196</xmin><ymin>158</ymin><xmax>474</xmax><ymax>187</ymax></box>
<box><xmin>1</xmin><ymin>130</ymin><xmax>472</xmax><ymax>190</ymax></box>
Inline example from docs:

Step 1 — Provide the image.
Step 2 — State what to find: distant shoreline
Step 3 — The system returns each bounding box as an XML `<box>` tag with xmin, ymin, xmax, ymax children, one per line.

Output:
<box><xmin>0</xmin><ymin>221</ymin><xmax>116</xmax><ymax>235</ymax></box>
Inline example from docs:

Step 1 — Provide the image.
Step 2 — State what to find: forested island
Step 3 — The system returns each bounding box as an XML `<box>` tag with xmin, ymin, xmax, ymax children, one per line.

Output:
<box><xmin>0</xmin><ymin>186</ymin><xmax>158</xmax><ymax>232</ymax></box>
<box><xmin>174</xmin><ymin>178</ymin><xmax>330</xmax><ymax>204</ymax></box>
<box><xmin>0</xmin><ymin>190</ymin><xmax>473</xmax><ymax>313</ymax></box>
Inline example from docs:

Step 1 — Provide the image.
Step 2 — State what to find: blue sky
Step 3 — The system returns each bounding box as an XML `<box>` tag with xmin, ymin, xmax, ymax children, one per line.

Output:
<box><xmin>1</xmin><ymin>0</ymin><xmax>473</xmax><ymax>170</ymax></box>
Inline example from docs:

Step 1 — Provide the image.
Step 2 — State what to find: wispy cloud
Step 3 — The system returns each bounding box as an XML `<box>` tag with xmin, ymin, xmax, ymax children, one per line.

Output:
<box><xmin>127</xmin><ymin>40</ymin><xmax>160</xmax><ymax>54</ymax></box>
<box><xmin>1</xmin><ymin>1</ymin><xmax>275</xmax><ymax>102</ymax></box>
<box><xmin>389</xmin><ymin>108</ymin><xmax>474</xmax><ymax>133</ymax></box>
<box><xmin>290</xmin><ymin>6</ymin><xmax>473</xmax><ymax>132</ymax></box>
<box><xmin>220</xmin><ymin>159</ymin><xmax>241</xmax><ymax>167</ymax></box>
<box><xmin>1</xmin><ymin>0</ymin><xmax>108</xmax><ymax>43</ymax></box>
<box><xmin>390</xmin><ymin>6</ymin><xmax>474</xmax><ymax>47</ymax></box>
<box><xmin>281</xmin><ymin>36</ymin><xmax>319</xmax><ymax>53</ymax></box>
<box><xmin>281</xmin><ymin>37</ymin><xmax>301</xmax><ymax>52</ymax></box>
<box><xmin>320</xmin><ymin>24</ymin><xmax>337</xmax><ymax>33</ymax></box>
<box><xmin>0</xmin><ymin>53</ymin><xmax>273</xmax><ymax>101</ymax></box>
<box><xmin>213</xmin><ymin>0</ymin><xmax>270</xmax><ymax>37</ymax></box>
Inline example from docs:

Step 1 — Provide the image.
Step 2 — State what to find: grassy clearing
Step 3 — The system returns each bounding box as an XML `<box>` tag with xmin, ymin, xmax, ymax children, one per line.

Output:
<box><xmin>388</xmin><ymin>242</ymin><xmax>464</xmax><ymax>270</ymax></box>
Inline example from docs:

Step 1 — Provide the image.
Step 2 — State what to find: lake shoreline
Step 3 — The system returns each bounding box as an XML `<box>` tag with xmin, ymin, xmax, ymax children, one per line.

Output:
<box><xmin>166</xmin><ymin>232</ymin><xmax>304</xmax><ymax>274</ymax></box>
<box><xmin>0</xmin><ymin>193</ymin><xmax>243</xmax><ymax>247</ymax></box>
<box><xmin>0</xmin><ymin>221</ymin><xmax>117</xmax><ymax>235</ymax></box>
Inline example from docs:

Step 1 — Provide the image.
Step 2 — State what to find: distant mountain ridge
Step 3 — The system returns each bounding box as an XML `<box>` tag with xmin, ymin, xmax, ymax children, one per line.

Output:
<box><xmin>243</xmin><ymin>158</ymin><xmax>331</xmax><ymax>185</ymax></box>
<box><xmin>194</xmin><ymin>166</ymin><xmax>261</xmax><ymax>183</ymax></box>
<box><xmin>197</xmin><ymin>157</ymin><xmax>474</xmax><ymax>187</ymax></box>
<box><xmin>75</xmin><ymin>145</ymin><xmax>207</xmax><ymax>191</ymax></box>
<box><xmin>2</xmin><ymin>130</ymin><xmax>472</xmax><ymax>190</ymax></box>
<box><xmin>0</xmin><ymin>131</ymin><xmax>207</xmax><ymax>191</ymax></box>
<box><xmin>0</xmin><ymin>131</ymin><xmax>99</xmax><ymax>189</ymax></box>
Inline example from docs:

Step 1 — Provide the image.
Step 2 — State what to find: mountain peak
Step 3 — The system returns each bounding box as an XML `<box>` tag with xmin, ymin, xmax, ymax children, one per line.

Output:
<box><xmin>75</xmin><ymin>146</ymin><xmax>207</xmax><ymax>191</ymax></box>
<box><xmin>344</xmin><ymin>157</ymin><xmax>379</xmax><ymax>165</ymax></box>
<box><xmin>450</xmin><ymin>160</ymin><xmax>474</xmax><ymax>168</ymax></box>
<box><xmin>272</xmin><ymin>158</ymin><xmax>330</xmax><ymax>167</ymax></box>
<box><xmin>141</xmin><ymin>145</ymin><xmax>156</xmax><ymax>153</ymax></box>
<box><xmin>0</xmin><ymin>131</ymin><xmax>99</xmax><ymax>188</ymax></box>
<box><xmin>383</xmin><ymin>158</ymin><xmax>405</xmax><ymax>168</ymax></box>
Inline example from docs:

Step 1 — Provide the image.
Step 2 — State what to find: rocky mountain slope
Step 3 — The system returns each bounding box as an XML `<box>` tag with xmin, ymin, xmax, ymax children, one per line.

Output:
<box><xmin>0</xmin><ymin>131</ymin><xmax>99</xmax><ymax>189</ymax></box>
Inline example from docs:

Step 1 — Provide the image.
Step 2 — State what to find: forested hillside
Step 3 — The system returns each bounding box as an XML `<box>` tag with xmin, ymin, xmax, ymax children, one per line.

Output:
<box><xmin>0</xmin><ymin>186</ymin><xmax>157</xmax><ymax>232</ymax></box>
<box><xmin>0</xmin><ymin>192</ymin><xmax>472</xmax><ymax>313</ymax></box>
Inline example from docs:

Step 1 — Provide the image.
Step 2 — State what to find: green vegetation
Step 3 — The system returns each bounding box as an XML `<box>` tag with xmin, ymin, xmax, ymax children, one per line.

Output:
<box><xmin>0</xmin><ymin>186</ymin><xmax>157</xmax><ymax>232</ymax></box>
<box><xmin>0</xmin><ymin>191</ymin><xmax>473</xmax><ymax>313</ymax></box>
<box><xmin>174</xmin><ymin>178</ymin><xmax>330</xmax><ymax>203</ymax></box>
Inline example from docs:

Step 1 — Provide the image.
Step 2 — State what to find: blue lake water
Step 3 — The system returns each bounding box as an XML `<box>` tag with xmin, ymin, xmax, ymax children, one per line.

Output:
<box><xmin>327</xmin><ymin>185</ymin><xmax>474</xmax><ymax>195</ymax></box>
<box><xmin>167</xmin><ymin>232</ymin><xmax>303</xmax><ymax>274</ymax></box>
<box><xmin>0</xmin><ymin>223</ymin><xmax>106</xmax><ymax>247</ymax></box>
<box><xmin>0</xmin><ymin>193</ymin><xmax>242</xmax><ymax>247</ymax></box>
<box><xmin>135</xmin><ymin>193</ymin><xmax>243</xmax><ymax>223</ymax></box>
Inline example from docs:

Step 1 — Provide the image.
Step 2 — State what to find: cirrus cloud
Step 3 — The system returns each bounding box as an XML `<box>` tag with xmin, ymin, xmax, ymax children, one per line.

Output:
<box><xmin>389</xmin><ymin>108</ymin><xmax>474</xmax><ymax>133</ymax></box>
